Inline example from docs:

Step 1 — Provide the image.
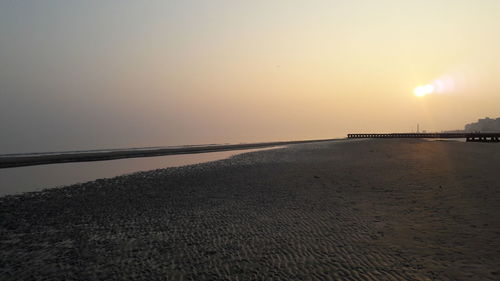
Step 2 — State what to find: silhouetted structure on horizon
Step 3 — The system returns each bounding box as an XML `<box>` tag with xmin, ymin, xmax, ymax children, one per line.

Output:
<box><xmin>347</xmin><ymin>133</ymin><xmax>500</xmax><ymax>143</ymax></box>
<box><xmin>465</xmin><ymin>117</ymin><xmax>500</xmax><ymax>132</ymax></box>
<box><xmin>349</xmin><ymin>117</ymin><xmax>500</xmax><ymax>142</ymax></box>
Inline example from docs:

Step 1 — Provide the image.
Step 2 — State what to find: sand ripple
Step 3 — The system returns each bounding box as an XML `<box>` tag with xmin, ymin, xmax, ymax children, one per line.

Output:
<box><xmin>1</xmin><ymin>140</ymin><xmax>499</xmax><ymax>280</ymax></box>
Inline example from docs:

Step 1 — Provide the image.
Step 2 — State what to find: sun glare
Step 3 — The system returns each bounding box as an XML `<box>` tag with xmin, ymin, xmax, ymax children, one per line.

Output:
<box><xmin>413</xmin><ymin>84</ymin><xmax>434</xmax><ymax>97</ymax></box>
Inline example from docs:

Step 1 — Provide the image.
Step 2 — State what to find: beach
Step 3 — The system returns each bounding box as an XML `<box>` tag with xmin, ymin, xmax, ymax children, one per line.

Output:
<box><xmin>1</xmin><ymin>139</ymin><xmax>499</xmax><ymax>280</ymax></box>
<box><xmin>0</xmin><ymin>139</ymin><xmax>336</xmax><ymax>169</ymax></box>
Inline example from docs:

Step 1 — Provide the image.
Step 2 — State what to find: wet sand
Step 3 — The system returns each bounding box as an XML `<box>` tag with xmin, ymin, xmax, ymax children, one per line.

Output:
<box><xmin>1</xmin><ymin>139</ymin><xmax>499</xmax><ymax>280</ymax></box>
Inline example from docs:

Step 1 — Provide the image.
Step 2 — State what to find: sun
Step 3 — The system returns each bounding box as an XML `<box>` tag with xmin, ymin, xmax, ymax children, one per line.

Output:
<box><xmin>413</xmin><ymin>84</ymin><xmax>434</xmax><ymax>97</ymax></box>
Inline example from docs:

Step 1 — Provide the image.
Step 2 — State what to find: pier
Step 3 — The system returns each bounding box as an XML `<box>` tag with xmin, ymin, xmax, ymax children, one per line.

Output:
<box><xmin>347</xmin><ymin>133</ymin><xmax>500</xmax><ymax>142</ymax></box>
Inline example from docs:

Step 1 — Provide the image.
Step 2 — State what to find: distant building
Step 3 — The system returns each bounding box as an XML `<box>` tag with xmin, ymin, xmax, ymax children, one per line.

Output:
<box><xmin>464</xmin><ymin>117</ymin><xmax>500</xmax><ymax>132</ymax></box>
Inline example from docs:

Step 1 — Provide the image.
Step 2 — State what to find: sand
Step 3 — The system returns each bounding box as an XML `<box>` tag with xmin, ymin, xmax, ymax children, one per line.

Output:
<box><xmin>1</xmin><ymin>139</ymin><xmax>499</xmax><ymax>280</ymax></box>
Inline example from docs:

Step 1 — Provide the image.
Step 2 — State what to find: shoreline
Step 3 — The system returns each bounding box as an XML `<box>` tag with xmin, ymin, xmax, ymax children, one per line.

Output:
<box><xmin>0</xmin><ymin>146</ymin><xmax>283</xmax><ymax>197</ymax></box>
<box><xmin>0</xmin><ymin>138</ymin><xmax>341</xmax><ymax>169</ymax></box>
<box><xmin>1</xmin><ymin>139</ymin><xmax>499</xmax><ymax>280</ymax></box>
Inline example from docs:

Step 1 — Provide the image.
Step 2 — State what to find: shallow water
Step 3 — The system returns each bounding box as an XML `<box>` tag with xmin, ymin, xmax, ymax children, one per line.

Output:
<box><xmin>425</xmin><ymin>138</ymin><xmax>466</xmax><ymax>142</ymax></box>
<box><xmin>0</xmin><ymin>147</ymin><xmax>277</xmax><ymax>196</ymax></box>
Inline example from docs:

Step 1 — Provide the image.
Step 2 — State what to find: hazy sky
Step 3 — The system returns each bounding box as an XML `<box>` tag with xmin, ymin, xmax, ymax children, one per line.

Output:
<box><xmin>1</xmin><ymin>0</ymin><xmax>500</xmax><ymax>153</ymax></box>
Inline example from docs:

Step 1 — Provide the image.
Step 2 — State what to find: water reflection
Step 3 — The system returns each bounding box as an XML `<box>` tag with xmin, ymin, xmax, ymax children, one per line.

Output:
<box><xmin>0</xmin><ymin>147</ymin><xmax>277</xmax><ymax>196</ymax></box>
<box><xmin>426</xmin><ymin>138</ymin><xmax>466</xmax><ymax>142</ymax></box>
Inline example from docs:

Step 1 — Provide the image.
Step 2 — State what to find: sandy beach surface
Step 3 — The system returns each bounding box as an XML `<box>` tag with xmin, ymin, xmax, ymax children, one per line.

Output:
<box><xmin>1</xmin><ymin>139</ymin><xmax>499</xmax><ymax>281</ymax></box>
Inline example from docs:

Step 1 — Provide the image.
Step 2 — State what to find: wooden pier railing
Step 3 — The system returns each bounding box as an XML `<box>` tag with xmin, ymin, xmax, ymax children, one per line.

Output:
<box><xmin>347</xmin><ymin>133</ymin><xmax>500</xmax><ymax>142</ymax></box>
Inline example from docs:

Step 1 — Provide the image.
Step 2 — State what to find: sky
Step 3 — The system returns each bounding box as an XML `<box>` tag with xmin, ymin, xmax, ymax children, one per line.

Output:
<box><xmin>1</xmin><ymin>0</ymin><xmax>500</xmax><ymax>153</ymax></box>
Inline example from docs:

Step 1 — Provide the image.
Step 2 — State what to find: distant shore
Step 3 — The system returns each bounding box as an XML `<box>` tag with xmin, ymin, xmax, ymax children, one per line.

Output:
<box><xmin>1</xmin><ymin>139</ymin><xmax>499</xmax><ymax>280</ymax></box>
<box><xmin>0</xmin><ymin>138</ymin><xmax>341</xmax><ymax>169</ymax></box>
